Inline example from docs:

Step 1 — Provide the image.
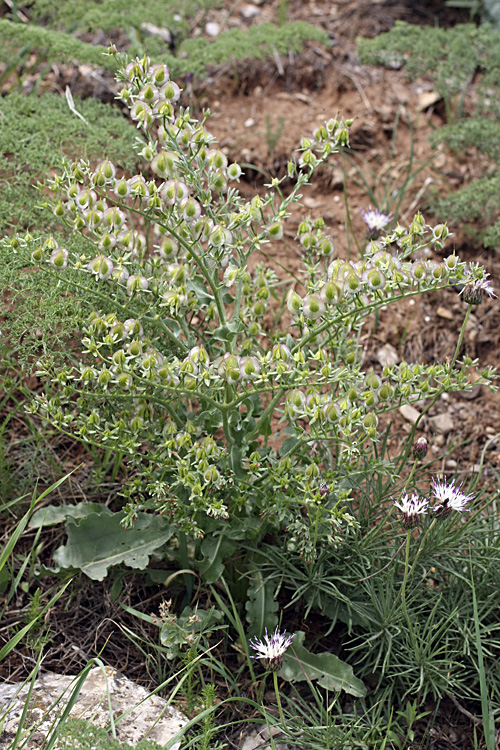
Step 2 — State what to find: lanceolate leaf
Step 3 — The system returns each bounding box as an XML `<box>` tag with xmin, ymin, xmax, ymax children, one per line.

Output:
<box><xmin>29</xmin><ymin>501</ymin><xmax>112</xmax><ymax>528</ymax></box>
<box><xmin>279</xmin><ymin>631</ymin><xmax>366</xmax><ymax>697</ymax></box>
<box><xmin>245</xmin><ymin>570</ymin><xmax>278</xmax><ymax>638</ymax></box>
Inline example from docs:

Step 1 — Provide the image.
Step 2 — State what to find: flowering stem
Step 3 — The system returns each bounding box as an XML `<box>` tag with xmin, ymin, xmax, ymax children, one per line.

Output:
<box><xmin>408</xmin><ymin>518</ymin><xmax>437</xmax><ymax>581</ymax></box>
<box><xmin>404</xmin><ymin>458</ymin><xmax>419</xmax><ymax>490</ymax></box>
<box><xmin>272</xmin><ymin>671</ymin><xmax>286</xmax><ymax>729</ymax></box>
<box><xmin>400</xmin><ymin>529</ymin><xmax>412</xmax><ymax>616</ymax></box>
<box><xmin>450</xmin><ymin>303</ymin><xmax>472</xmax><ymax>370</ymax></box>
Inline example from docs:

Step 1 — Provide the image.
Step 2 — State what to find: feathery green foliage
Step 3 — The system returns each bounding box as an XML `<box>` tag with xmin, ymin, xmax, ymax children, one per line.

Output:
<box><xmin>0</xmin><ymin>91</ymin><xmax>140</xmax><ymax>234</ymax></box>
<box><xmin>0</xmin><ymin>18</ymin><xmax>114</xmax><ymax>71</ymax></box>
<box><xmin>178</xmin><ymin>22</ymin><xmax>330</xmax><ymax>77</ymax></box>
<box><xmin>358</xmin><ymin>22</ymin><xmax>500</xmax><ymax>248</ymax></box>
<box><xmin>26</xmin><ymin>0</ymin><xmax>220</xmax><ymax>37</ymax></box>
<box><xmin>0</xmin><ymin>16</ymin><xmax>329</xmax><ymax>84</ymax></box>
<box><xmin>0</xmin><ymin>91</ymin><xmax>140</xmax><ymax>369</ymax></box>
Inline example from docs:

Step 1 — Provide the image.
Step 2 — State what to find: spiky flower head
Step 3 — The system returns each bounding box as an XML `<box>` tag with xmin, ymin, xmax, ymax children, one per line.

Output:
<box><xmin>394</xmin><ymin>491</ymin><xmax>429</xmax><ymax>528</ymax></box>
<box><xmin>249</xmin><ymin>628</ymin><xmax>294</xmax><ymax>672</ymax></box>
<box><xmin>360</xmin><ymin>206</ymin><xmax>392</xmax><ymax>237</ymax></box>
<box><xmin>460</xmin><ymin>277</ymin><xmax>497</xmax><ymax>306</ymax></box>
<box><xmin>412</xmin><ymin>436</ymin><xmax>428</xmax><ymax>460</ymax></box>
<box><xmin>431</xmin><ymin>477</ymin><xmax>473</xmax><ymax>517</ymax></box>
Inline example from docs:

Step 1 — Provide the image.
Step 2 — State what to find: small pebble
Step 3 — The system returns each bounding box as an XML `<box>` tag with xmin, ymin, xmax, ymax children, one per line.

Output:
<box><xmin>205</xmin><ymin>21</ymin><xmax>220</xmax><ymax>36</ymax></box>
<box><xmin>240</xmin><ymin>3</ymin><xmax>260</xmax><ymax>19</ymax></box>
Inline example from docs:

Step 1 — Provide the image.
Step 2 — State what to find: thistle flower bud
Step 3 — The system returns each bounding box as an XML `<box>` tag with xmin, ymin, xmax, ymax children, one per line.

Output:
<box><xmin>460</xmin><ymin>277</ymin><xmax>496</xmax><ymax>306</ymax></box>
<box><xmin>413</xmin><ymin>436</ymin><xmax>428</xmax><ymax>459</ymax></box>
<box><xmin>394</xmin><ymin>491</ymin><xmax>429</xmax><ymax>529</ymax></box>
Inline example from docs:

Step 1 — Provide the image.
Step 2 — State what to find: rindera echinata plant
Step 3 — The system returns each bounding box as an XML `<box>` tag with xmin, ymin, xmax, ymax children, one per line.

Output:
<box><xmin>5</xmin><ymin>54</ymin><xmax>496</xmax><ymax>569</ymax></box>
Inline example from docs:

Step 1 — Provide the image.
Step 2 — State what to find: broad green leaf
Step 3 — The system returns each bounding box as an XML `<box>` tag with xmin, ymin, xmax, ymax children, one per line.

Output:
<box><xmin>245</xmin><ymin>571</ymin><xmax>278</xmax><ymax>638</ymax></box>
<box><xmin>197</xmin><ymin>535</ymin><xmax>236</xmax><ymax>584</ymax></box>
<box><xmin>279</xmin><ymin>631</ymin><xmax>366</xmax><ymax>697</ymax></box>
<box><xmin>52</xmin><ymin>511</ymin><xmax>173</xmax><ymax>580</ymax></box>
<box><xmin>280</xmin><ymin>436</ymin><xmax>301</xmax><ymax>456</ymax></box>
<box><xmin>29</xmin><ymin>501</ymin><xmax>111</xmax><ymax>528</ymax></box>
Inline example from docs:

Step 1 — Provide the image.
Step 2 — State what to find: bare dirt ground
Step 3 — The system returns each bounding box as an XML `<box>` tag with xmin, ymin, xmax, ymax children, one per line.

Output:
<box><xmin>1</xmin><ymin>1</ymin><xmax>499</xmax><ymax>747</ymax></box>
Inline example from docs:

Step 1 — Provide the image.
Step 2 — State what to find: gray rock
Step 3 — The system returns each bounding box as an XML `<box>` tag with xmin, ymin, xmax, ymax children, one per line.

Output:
<box><xmin>0</xmin><ymin>666</ymin><xmax>187</xmax><ymax>748</ymax></box>
<box><xmin>399</xmin><ymin>404</ymin><xmax>420</xmax><ymax>424</ymax></box>
<box><xmin>240</xmin><ymin>724</ymin><xmax>289</xmax><ymax>750</ymax></box>
<box><xmin>429</xmin><ymin>413</ymin><xmax>454</xmax><ymax>434</ymax></box>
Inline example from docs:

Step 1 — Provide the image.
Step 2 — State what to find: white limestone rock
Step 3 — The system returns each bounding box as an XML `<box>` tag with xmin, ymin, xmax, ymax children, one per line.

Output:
<box><xmin>0</xmin><ymin>665</ymin><xmax>187</xmax><ymax>748</ymax></box>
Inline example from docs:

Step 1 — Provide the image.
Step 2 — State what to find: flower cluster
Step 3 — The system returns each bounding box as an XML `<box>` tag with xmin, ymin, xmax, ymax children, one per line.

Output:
<box><xmin>394</xmin><ymin>477</ymin><xmax>473</xmax><ymax>527</ymax></box>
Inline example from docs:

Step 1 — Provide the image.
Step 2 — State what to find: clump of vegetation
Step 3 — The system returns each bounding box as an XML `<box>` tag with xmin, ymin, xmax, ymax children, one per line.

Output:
<box><xmin>358</xmin><ymin>21</ymin><xmax>500</xmax><ymax>248</ymax></box>
<box><xmin>2</xmin><ymin>53</ymin><xmax>499</xmax><ymax>745</ymax></box>
<box><xmin>0</xmin><ymin>7</ymin><xmax>329</xmax><ymax>82</ymax></box>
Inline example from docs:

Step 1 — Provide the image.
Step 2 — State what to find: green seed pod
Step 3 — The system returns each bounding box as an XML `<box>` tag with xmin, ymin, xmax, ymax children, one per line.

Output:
<box><xmin>117</xmin><ymin>372</ymin><xmax>132</xmax><ymax>390</ymax></box>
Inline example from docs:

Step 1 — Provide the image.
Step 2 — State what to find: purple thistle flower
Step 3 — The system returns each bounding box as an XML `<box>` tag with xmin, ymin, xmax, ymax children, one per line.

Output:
<box><xmin>460</xmin><ymin>277</ymin><xmax>497</xmax><ymax>306</ymax></box>
<box><xmin>431</xmin><ymin>477</ymin><xmax>473</xmax><ymax>517</ymax></box>
<box><xmin>360</xmin><ymin>206</ymin><xmax>393</xmax><ymax>235</ymax></box>
<box><xmin>249</xmin><ymin>628</ymin><xmax>294</xmax><ymax>672</ymax></box>
<box><xmin>394</xmin><ymin>491</ymin><xmax>429</xmax><ymax>528</ymax></box>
